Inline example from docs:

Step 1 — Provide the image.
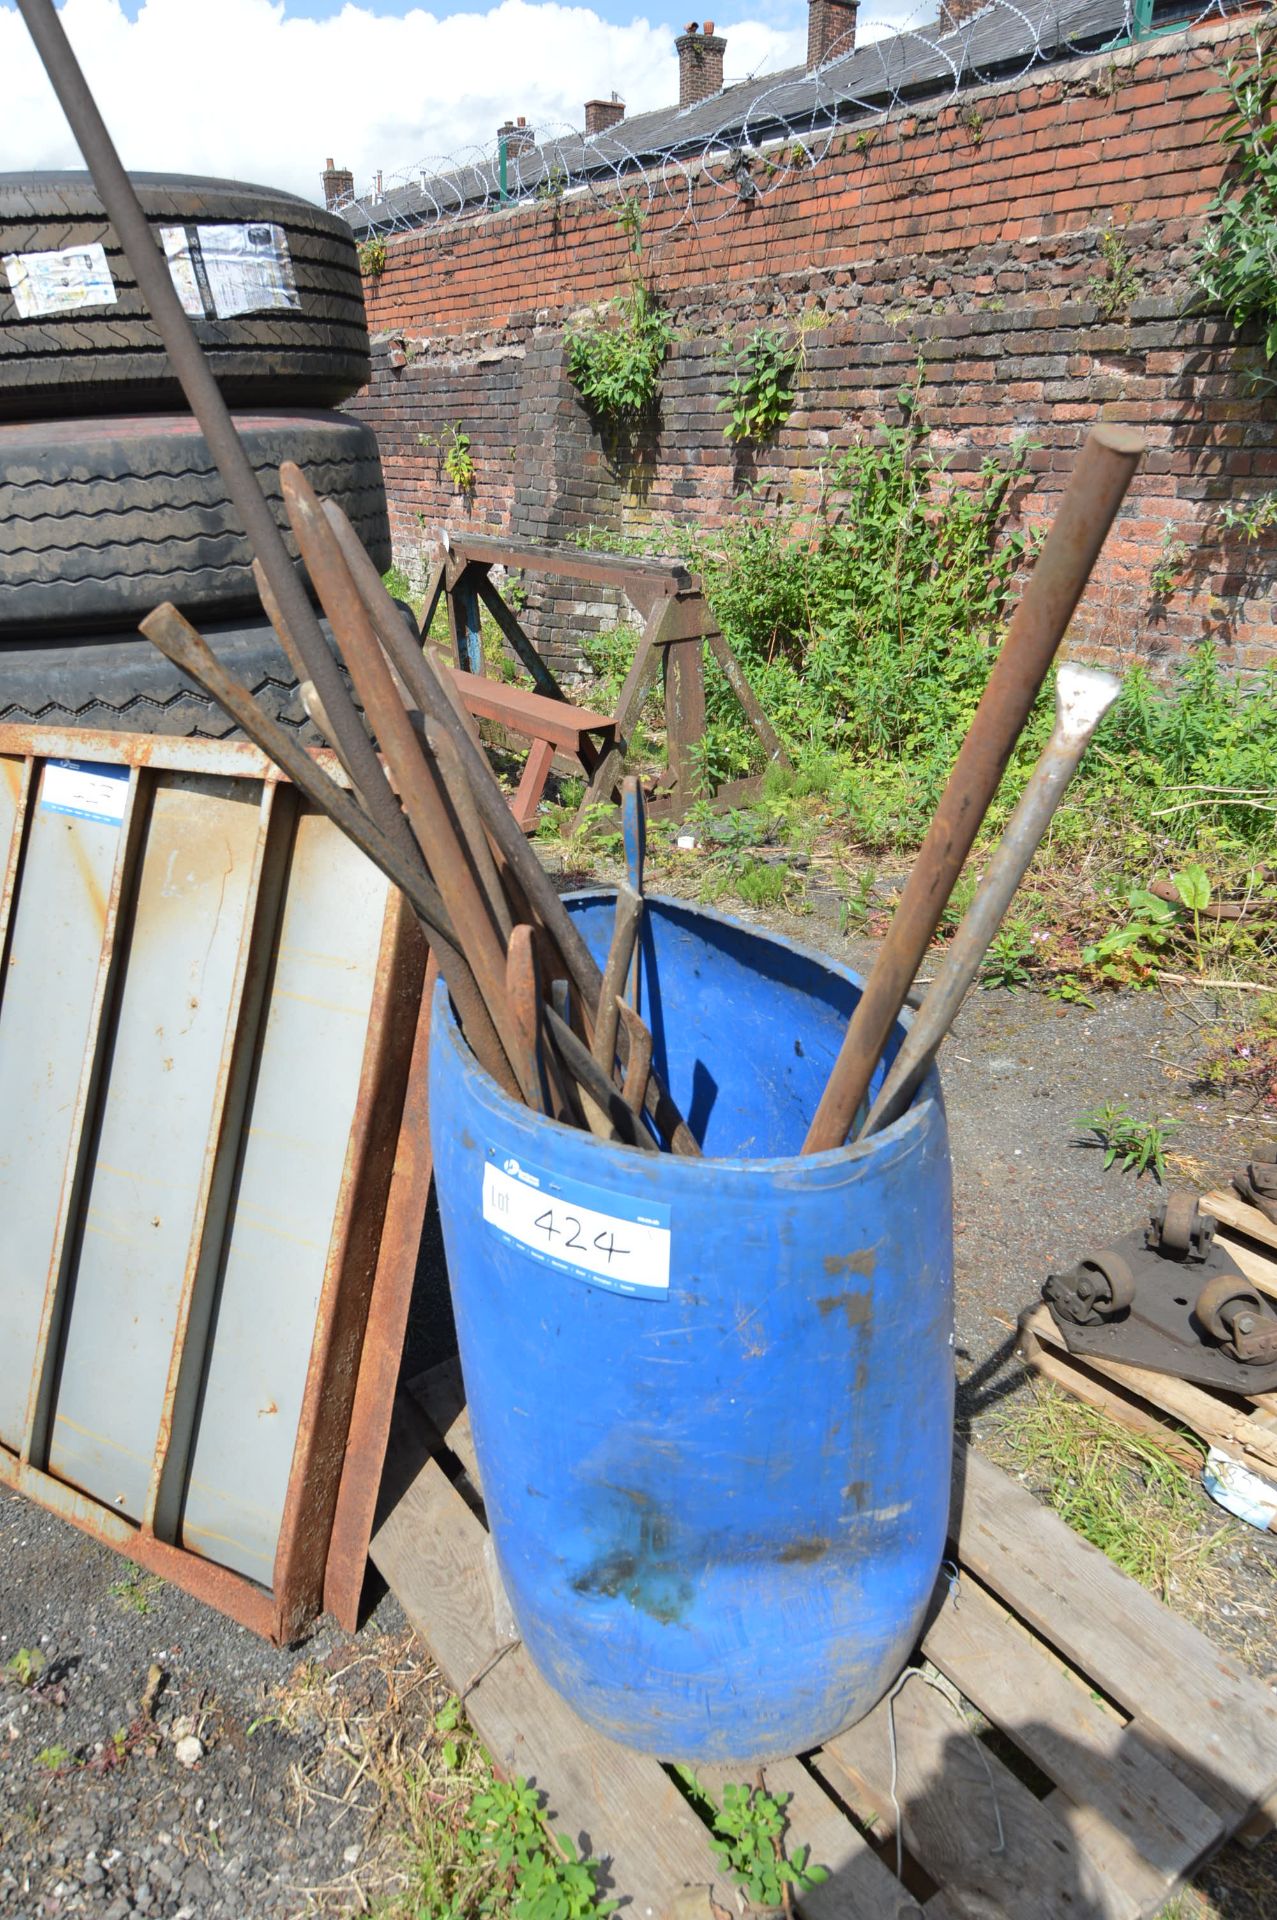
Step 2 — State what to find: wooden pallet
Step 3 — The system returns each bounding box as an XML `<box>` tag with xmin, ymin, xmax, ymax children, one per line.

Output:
<box><xmin>1019</xmin><ymin>1189</ymin><xmax>1277</xmax><ymax>1496</ymax></box>
<box><xmin>370</xmin><ymin>1364</ymin><xmax>1277</xmax><ymax>1920</ymax></box>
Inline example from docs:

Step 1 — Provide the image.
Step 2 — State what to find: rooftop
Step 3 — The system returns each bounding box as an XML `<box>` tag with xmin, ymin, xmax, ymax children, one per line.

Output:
<box><xmin>338</xmin><ymin>0</ymin><xmax>1205</xmax><ymax>236</ymax></box>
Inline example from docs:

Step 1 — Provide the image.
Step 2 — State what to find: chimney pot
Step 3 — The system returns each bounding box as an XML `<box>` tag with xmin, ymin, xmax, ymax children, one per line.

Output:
<box><xmin>321</xmin><ymin>157</ymin><xmax>354</xmax><ymax>210</ymax></box>
<box><xmin>806</xmin><ymin>0</ymin><xmax>858</xmax><ymax>68</ymax></box>
<box><xmin>675</xmin><ymin>24</ymin><xmax>726</xmax><ymax>108</ymax></box>
<box><xmin>585</xmin><ymin>96</ymin><xmax>627</xmax><ymax>135</ymax></box>
<box><xmin>497</xmin><ymin>116</ymin><xmax>537</xmax><ymax>157</ymax></box>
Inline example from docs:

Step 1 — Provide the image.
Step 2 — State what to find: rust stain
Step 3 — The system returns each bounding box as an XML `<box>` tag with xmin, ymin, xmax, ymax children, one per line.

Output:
<box><xmin>1</xmin><ymin>758</ymin><xmax>22</xmax><ymax>804</ymax></box>
<box><xmin>843</xmin><ymin>1480</ymin><xmax>868</xmax><ymax>1510</ymax></box>
<box><xmin>778</xmin><ymin>1536</ymin><xmax>829</xmax><ymax>1564</ymax></box>
<box><xmin>817</xmin><ymin>1289</ymin><xmax>873</xmax><ymax>1329</ymax></box>
<box><xmin>822</xmin><ymin>1247</ymin><xmax>877</xmax><ymax>1279</ymax></box>
<box><xmin>65</xmin><ymin>825</ymin><xmax>108</xmax><ymax>932</ymax></box>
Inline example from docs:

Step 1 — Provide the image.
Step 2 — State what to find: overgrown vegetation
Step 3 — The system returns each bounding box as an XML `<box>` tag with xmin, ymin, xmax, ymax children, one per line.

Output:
<box><xmin>1197</xmin><ymin>25</ymin><xmax>1277</xmax><ymax>361</ymax></box>
<box><xmin>565</xmin><ymin>199</ymin><xmax>671</xmax><ymax>429</ymax></box>
<box><xmin>993</xmin><ymin>1389</ymin><xmax>1221</xmax><ymax>1603</ymax></box>
<box><xmin>719</xmin><ymin>326</ymin><xmax>799</xmax><ymax>444</ymax></box>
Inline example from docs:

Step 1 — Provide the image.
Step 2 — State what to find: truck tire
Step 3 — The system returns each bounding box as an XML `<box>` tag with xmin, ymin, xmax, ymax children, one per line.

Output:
<box><xmin>0</xmin><ymin>172</ymin><xmax>369</xmax><ymax>416</ymax></box>
<box><xmin>0</xmin><ymin>617</ymin><xmax>347</xmax><ymax>743</ymax></box>
<box><xmin>0</xmin><ymin>410</ymin><xmax>391</xmax><ymax>635</ymax></box>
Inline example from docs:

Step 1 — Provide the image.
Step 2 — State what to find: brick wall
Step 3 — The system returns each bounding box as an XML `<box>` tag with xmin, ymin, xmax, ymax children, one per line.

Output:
<box><xmin>350</xmin><ymin>16</ymin><xmax>1277</xmax><ymax>678</ymax></box>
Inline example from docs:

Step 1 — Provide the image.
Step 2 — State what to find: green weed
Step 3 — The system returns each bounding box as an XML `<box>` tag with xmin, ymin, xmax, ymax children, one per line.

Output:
<box><xmin>442</xmin><ymin>425</ymin><xmax>475</xmax><ymax>495</ymax></box>
<box><xmin>720</xmin><ymin>326</ymin><xmax>799</xmax><ymax>445</ymax></box>
<box><xmin>381</xmin><ymin>564</ymin><xmax>414</xmax><ymax>605</ymax></box>
<box><xmin>1150</xmin><ymin>525</ymin><xmax>1191</xmax><ymax>599</ymax></box>
<box><xmin>1197</xmin><ymin>27</ymin><xmax>1277</xmax><ymax>363</ymax></box>
<box><xmin>1073</xmin><ymin>1101</ymin><xmax>1179</xmax><ymax>1180</ymax></box>
<box><xmin>566</xmin><ymin>202</ymin><xmax>671</xmax><ymax>428</ymax></box>
<box><xmin>1087</xmin><ymin>221</ymin><xmax>1141</xmax><ymax>319</ymax></box>
<box><xmin>994</xmin><ymin>1388</ymin><xmax>1219</xmax><ymax>1603</ymax></box>
<box><xmin>35</xmin><ymin>1745</ymin><xmax>75</xmax><ymax>1772</ymax></box>
<box><xmin>108</xmin><ymin>1570</ymin><xmax>162</xmax><ymax>1616</ymax></box>
<box><xmin>5</xmin><ymin>1647</ymin><xmax>44</xmax><ymax>1688</ymax></box>
<box><xmin>358</xmin><ymin>235</ymin><xmax>387</xmax><ymax>277</ymax></box>
<box><xmin>708</xmin><ymin>1782</ymin><xmax>828</xmax><ymax>1908</ymax></box>
<box><xmin>981</xmin><ymin>923</ymin><xmax>1034</xmax><ymax>991</ymax></box>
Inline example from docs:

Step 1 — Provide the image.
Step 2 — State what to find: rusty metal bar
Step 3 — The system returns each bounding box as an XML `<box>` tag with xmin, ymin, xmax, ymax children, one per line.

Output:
<box><xmin>270</xmin><ymin>890</ymin><xmax>428</xmax><ymax>1642</ymax></box>
<box><xmin>321</xmin><ymin>509</ymin><xmax>704</xmax><ymax>1158</ymax></box>
<box><xmin>14</xmin><ymin>0</ymin><xmax>398</xmax><ymax>845</ymax></box>
<box><xmin>473</xmin><ymin>571</ymin><xmax>565</xmax><ymax>702</ymax></box>
<box><xmin>543</xmin><ymin>1003</ymin><xmax>659</xmax><ymax>1154</ymax></box>
<box><xmin>431</xmin><ymin>725</ymin><xmax>513</xmax><ymax>945</ymax></box>
<box><xmin>591</xmin><ymin>889</ymin><xmax>642</xmax><ymax>1085</ymax></box>
<box><xmin>618</xmin><ymin>1002</ymin><xmax>653</xmax><ymax>1116</ymax></box>
<box><xmin>506</xmin><ymin>926</ymin><xmax>551</xmax><ymax>1118</ymax></box>
<box><xmin>445</xmin><ymin>532</ymin><xmax>693</xmax><ymax>596</ymax></box>
<box><xmin>323</xmin><ymin>953</ymin><xmax>437</xmax><ymax>1629</ymax></box>
<box><xmin>141</xmin><ymin>607</ymin><xmax>450</xmax><ymax>947</ymax></box>
<box><xmin>281</xmin><ymin>468</ymin><xmax>521</xmax><ymax>1099</ymax></box>
<box><xmin>145</xmin><ymin>779</ymin><xmax>298</xmax><ymax>1541</ymax></box>
<box><xmin>0</xmin><ymin>757</ymin><xmax>33</xmax><ymax>962</ymax></box>
<box><xmin>705</xmin><ymin>626</ymin><xmax>790</xmax><ymax>771</ymax></box>
<box><xmin>861</xmin><ymin>666</ymin><xmax>1121</xmax><ymax>1141</ymax></box>
<box><xmin>802</xmin><ymin>424</ymin><xmax>1145</xmax><ymax>1155</ymax></box>
<box><xmin>143</xmin><ymin>602</ymin><xmax>518</xmax><ymax>1102</ymax></box>
<box><xmin>416</xmin><ymin>559</ymin><xmax>446</xmax><ymax>643</ymax></box>
<box><xmin>21</xmin><ymin>765</ymin><xmax>150</xmax><ymax>1467</ymax></box>
<box><xmin>0</xmin><ymin>1449</ymin><xmax>280</xmax><ymax>1640</ymax></box>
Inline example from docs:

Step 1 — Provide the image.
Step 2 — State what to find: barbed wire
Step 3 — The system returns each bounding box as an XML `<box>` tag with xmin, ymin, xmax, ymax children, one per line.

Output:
<box><xmin>338</xmin><ymin>0</ymin><xmax>1250</xmax><ymax>242</ymax></box>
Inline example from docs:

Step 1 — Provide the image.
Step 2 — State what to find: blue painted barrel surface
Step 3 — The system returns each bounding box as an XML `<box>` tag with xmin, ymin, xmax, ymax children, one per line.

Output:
<box><xmin>428</xmin><ymin>894</ymin><xmax>953</xmax><ymax>1762</ymax></box>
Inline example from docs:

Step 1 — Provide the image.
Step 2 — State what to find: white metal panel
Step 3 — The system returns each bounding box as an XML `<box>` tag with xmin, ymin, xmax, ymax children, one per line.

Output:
<box><xmin>180</xmin><ymin>813</ymin><xmax>390</xmax><ymax>1583</ymax></box>
<box><xmin>0</xmin><ymin>767</ymin><xmax>125</xmax><ymax>1449</ymax></box>
<box><xmin>48</xmin><ymin>773</ymin><xmax>263</xmax><ymax>1515</ymax></box>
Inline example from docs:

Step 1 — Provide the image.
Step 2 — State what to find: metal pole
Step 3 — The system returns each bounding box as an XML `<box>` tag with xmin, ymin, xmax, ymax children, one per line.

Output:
<box><xmin>801</xmin><ymin>423</ymin><xmax>1144</xmax><ymax>1155</ymax></box>
<box><xmin>13</xmin><ymin>0</ymin><xmax>403</xmax><ymax>851</ymax></box>
<box><xmin>859</xmin><ymin>664</ymin><xmax>1121</xmax><ymax>1141</ymax></box>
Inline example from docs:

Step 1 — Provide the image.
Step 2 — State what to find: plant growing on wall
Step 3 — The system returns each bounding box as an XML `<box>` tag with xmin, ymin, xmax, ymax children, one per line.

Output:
<box><xmin>565</xmin><ymin>199</ymin><xmax>672</xmax><ymax>426</ymax></box>
<box><xmin>443</xmin><ymin>424</ymin><xmax>476</xmax><ymax>494</ymax></box>
<box><xmin>1197</xmin><ymin>28</ymin><xmax>1277</xmax><ymax>359</ymax></box>
<box><xmin>719</xmin><ymin>325</ymin><xmax>800</xmax><ymax>444</ymax></box>
<box><xmin>357</xmin><ymin>235</ymin><xmax>387</xmax><ymax>277</ymax></box>
<box><xmin>1087</xmin><ymin>221</ymin><xmax>1140</xmax><ymax>319</ymax></box>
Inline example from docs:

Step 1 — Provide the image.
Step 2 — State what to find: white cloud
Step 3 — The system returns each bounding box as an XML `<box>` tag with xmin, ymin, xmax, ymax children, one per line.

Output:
<box><xmin>0</xmin><ymin>0</ymin><xmax>817</xmax><ymax>205</ymax></box>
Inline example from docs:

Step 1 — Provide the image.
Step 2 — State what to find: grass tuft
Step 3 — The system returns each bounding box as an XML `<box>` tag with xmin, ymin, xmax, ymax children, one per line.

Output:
<box><xmin>992</xmin><ymin>1386</ymin><xmax>1221</xmax><ymax>1604</ymax></box>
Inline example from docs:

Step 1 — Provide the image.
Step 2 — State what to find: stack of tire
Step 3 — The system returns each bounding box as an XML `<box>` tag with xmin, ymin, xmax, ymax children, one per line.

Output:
<box><xmin>0</xmin><ymin>172</ymin><xmax>389</xmax><ymax>738</ymax></box>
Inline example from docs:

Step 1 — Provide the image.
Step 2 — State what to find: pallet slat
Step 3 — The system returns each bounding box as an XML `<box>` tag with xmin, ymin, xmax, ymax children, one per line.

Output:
<box><xmin>370</xmin><ymin>1431</ymin><xmax>729</xmax><ymax>1920</ymax></box>
<box><xmin>1019</xmin><ymin>1302</ymin><xmax>1277</xmax><ymax>1482</ymax></box>
<box><xmin>954</xmin><ymin>1447</ymin><xmax>1277</xmax><ymax>1826</ymax></box>
<box><xmin>376</xmin><ymin>1384</ymin><xmax>1277</xmax><ymax>1918</ymax></box>
<box><xmin>1203</xmin><ymin>1188</ymin><xmax>1277</xmax><ymax>1256</ymax></box>
<box><xmin>922</xmin><ymin>1568</ymin><xmax>1223</xmax><ymax>1904</ymax></box>
<box><xmin>827</xmin><ymin>1669</ymin><xmax>1128</xmax><ymax>1920</ymax></box>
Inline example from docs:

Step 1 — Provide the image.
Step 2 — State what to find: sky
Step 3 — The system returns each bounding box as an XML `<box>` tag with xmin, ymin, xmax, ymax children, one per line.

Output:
<box><xmin>0</xmin><ymin>0</ymin><xmax>928</xmax><ymax>207</ymax></box>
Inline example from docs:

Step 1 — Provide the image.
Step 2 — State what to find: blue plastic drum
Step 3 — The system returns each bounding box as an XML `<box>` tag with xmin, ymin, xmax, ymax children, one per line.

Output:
<box><xmin>428</xmin><ymin>893</ymin><xmax>953</xmax><ymax>1762</ymax></box>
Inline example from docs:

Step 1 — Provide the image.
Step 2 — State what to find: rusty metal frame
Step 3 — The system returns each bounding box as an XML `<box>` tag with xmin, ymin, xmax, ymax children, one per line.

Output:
<box><xmin>0</xmin><ymin>724</ymin><xmax>431</xmax><ymax>1643</ymax></box>
<box><xmin>437</xmin><ymin>533</ymin><xmax>790</xmax><ymax>825</ymax></box>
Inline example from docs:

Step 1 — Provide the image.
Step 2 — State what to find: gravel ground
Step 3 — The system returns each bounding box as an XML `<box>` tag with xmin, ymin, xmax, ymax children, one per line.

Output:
<box><xmin>3</xmin><ymin>875</ymin><xmax>1276</xmax><ymax>1918</ymax></box>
